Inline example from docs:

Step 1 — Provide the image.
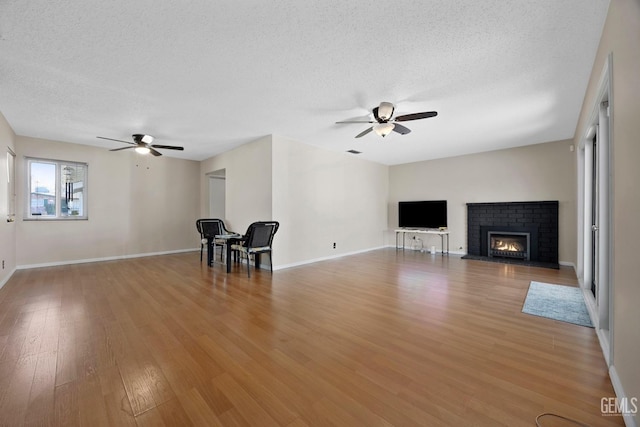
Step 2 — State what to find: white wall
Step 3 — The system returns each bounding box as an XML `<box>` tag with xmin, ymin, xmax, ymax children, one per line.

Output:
<box><xmin>389</xmin><ymin>140</ymin><xmax>577</xmax><ymax>264</ymax></box>
<box><xmin>574</xmin><ymin>0</ymin><xmax>640</xmax><ymax>422</ymax></box>
<box><xmin>0</xmin><ymin>111</ymin><xmax>17</xmax><ymax>288</ymax></box>
<box><xmin>271</xmin><ymin>136</ymin><xmax>389</xmax><ymax>267</ymax></box>
<box><xmin>15</xmin><ymin>136</ymin><xmax>200</xmax><ymax>266</ymax></box>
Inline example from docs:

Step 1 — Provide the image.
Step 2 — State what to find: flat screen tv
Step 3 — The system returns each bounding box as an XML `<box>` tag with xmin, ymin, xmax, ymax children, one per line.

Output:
<box><xmin>399</xmin><ymin>200</ymin><xmax>447</xmax><ymax>229</ymax></box>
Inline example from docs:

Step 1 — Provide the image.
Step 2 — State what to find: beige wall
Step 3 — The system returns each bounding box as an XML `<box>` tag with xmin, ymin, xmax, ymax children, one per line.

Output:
<box><xmin>15</xmin><ymin>136</ymin><xmax>200</xmax><ymax>266</ymax></box>
<box><xmin>199</xmin><ymin>135</ymin><xmax>273</xmax><ymax>237</ymax></box>
<box><xmin>272</xmin><ymin>136</ymin><xmax>389</xmax><ymax>267</ymax></box>
<box><xmin>574</xmin><ymin>0</ymin><xmax>640</xmax><ymax>419</ymax></box>
<box><xmin>0</xmin><ymin>111</ymin><xmax>17</xmax><ymax>288</ymax></box>
<box><xmin>389</xmin><ymin>140</ymin><xmax>577</xmax><ymax>264</ymax></box>
<box><xmin>199</xmin><ymin>135</ymin><xmax>388</xmax><ymax>267</ymax></box>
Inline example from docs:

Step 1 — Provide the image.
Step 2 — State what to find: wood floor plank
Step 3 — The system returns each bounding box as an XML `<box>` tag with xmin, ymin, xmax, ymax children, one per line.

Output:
<box><xmin>133</xmin><ymin>406</ymin><xmax>166</xmax><ymax>427</ymax></box>
<box><xmin>176</xmin><ymin>387</ymin><xmax>225</xmax><ymax>427</ymax></box>
<box><xmin>76</xmin><ymin>376</ymin><xmax>109</xmax><ymax>426</ymax></box>
<box><xmin>286</xmin><ymin>418</ymin><xmax>311</xmax><ymax>427</ymax></box>
<box><xmin>140</xmin><ymin>358</ymin><xmax>176</xmax><ymax>408</ymax></box>
<box><xmin>53</xmin><ymin>381</ymin><xmax>79</xmax><ymax>426</ymax></box>
<box><xmin>0</xmin><ymin>250</ymin><xmax>624</xmax><ymax>426</ymax></box>
<box><xmin>241</xmin><ymin>358</ymin><xmax>321</xmax><ymax>424</ymax></box>
<box><xmin>155</xmin><ymin>397</ymin><xmax>194</xmax><ymax>427</ymax></box>
<box><xmin>0</xmin><ymin>310</ymin><xmax>34</xmax><ymax>365</ymax></box>
<box><xmin>213</xmin><ymin>372</ymin><xmax>281</xmax><ymax>427</ymax></box>
<box><xmin>0</xmin><ymin>354</ymin><xmax>38</xmax><ymax>426</ymax></box>
<box><xmin>102</xmin><ymin>385</ymin><xmax>137</xmax><ymax>427</ymax></box>
<box><xmin>23</xmin><ymin>350</ymin><xmax>57</xmax><ymax>426</ymax></box>
<box><xmin>117</xmin><ymin>355</ymin><xmax>157</xmax><ymax>417</ymax></box>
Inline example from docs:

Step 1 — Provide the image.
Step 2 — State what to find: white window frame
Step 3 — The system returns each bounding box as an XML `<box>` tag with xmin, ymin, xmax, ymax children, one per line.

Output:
<box><xmin>6</xmin><ymin>147</ymin><xmax>16</xmax><ymax>221</ymax></box>
<box><xmin>25</xmin><ymin>157</ymin><xmax>88</xmax><ymax>220</ymax></box>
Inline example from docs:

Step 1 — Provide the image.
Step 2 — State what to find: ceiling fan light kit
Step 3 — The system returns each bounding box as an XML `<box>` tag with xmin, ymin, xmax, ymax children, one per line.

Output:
<box><xmin>374</xmin><ymin>123</ymin><xmax>395</xmax><ymax>137</ymax></box>
<box><xmin>135</xmin><ymin>146</ymin><xmax>151</xmax><ymax>155</ymax></box>
<box><xmin>377</xmin><ymin>102</ymin><xmax>395</xmax><ymax>121</ymax></box>
<box><xmin>336</xmin><ymin>101</ymin><xmax>437</xmax><ymax>138</ymax></box>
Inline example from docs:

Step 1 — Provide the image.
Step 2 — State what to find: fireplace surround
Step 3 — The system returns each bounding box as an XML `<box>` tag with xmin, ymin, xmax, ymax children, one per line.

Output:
<box><xmin>464</xmin><ymin>201</ymin><xmax>558</xmax><ymax>268</ymax></box>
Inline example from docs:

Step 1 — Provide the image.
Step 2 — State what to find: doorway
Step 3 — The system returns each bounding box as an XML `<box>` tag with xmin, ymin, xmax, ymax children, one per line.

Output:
<box><xmin>208</xmin><ymin>169</ymin><xmax>226</xmax><ymax>219</ymax></box>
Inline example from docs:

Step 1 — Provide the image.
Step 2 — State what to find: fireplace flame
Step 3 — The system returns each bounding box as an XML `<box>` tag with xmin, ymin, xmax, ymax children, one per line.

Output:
<box><xmin>493</xmin><ymin>240</ymin><xmax>524</xmax><ymax>252</ymax></box>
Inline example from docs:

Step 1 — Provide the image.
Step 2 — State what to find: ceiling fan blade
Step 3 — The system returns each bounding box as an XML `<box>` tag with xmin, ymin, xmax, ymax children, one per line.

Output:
<box><xmin>151</xmin><ymin>144</ymin><xmax>184</xmax><ymax>151</ymax></box>
<box><xmin>394</xmin><ymin>111</ymin><xmax>438</xmax><ymax>122</ymax></box>
<box><xmin>149</xmin><ymin>148</ymin><xmax>162</xmax><ymax>156</ymax></box>
<box><xmin>98</xmin><ymin>136</ymin><xmax>135</xmax><ymax>145</ymax></box>
<box><xmin>336</xmin><ymin>120</ymin><xmax>375</xmax><ymax>124</ymax></box>
<box><xmin>109</xmin><ymin>146</ymin><xmax>136</xmax><ymax>152</ymax></box>
<box><xmin>355</xmin><ymin>127</ymin><xmax>373</xmax><ymax>138</ymax></box>
<box><xmin>392</xmin><ymin>124</ymin><xmax>412</xmax><ymax>135</ymax></box>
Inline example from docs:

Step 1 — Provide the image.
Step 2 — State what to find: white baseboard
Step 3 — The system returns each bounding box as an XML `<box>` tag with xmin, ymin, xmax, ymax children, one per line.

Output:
<box><xmin>273</xmin><ymin>246</ymin><xmax>386</xmax><ymax>271</ymax></box>
<box><xmin>0</xmin><ymin>267</ymin><xmax>17</xmax><ymax>290</ymax></box>
<box><xmin>609</xmin><ymin>365</ymin><xmax>639</xmax><ymax>427</ymax></box>
<box><xmin>596</xmin><ymin>328</ymin><xmax>612</xmax><ymax>367</ymax></box>
<box><xmin>16</xmin><ymin>248</ymin><xmax>200</xmax><ymax>270</ymax></box>
<box><xmin>583</xmin><ymin>289</ymin><xmax>637</xmax><ymax>426</ymax></box>
<box><xmin>559</xmin><ymin>260</ymin><xmax>577</xmax><ymax>272</ymax></box>
<box><xmin>383</xmin><ymin>244</ymin><xmax>465</xmax><ymax>255</ymax></box>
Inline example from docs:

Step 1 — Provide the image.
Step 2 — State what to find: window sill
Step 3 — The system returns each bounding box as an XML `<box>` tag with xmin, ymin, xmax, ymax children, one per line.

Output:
<box><xmin>24</xmin><ymin>217</ymin><xmax>88</xmax><ymax>221</ymax></box>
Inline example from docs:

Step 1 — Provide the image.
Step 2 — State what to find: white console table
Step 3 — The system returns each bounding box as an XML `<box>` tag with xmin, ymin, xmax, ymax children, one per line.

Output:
<box><xmin>395</xmin><ymin>229</ymin><xmax>450</xmax><ymax>255</ymax></box>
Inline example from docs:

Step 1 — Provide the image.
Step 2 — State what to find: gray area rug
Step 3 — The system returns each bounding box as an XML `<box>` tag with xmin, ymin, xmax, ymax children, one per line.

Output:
<box><xmin>522</xmin><ymin>281</ymin><xmax>593</xmax><ymax>327</ymax></box>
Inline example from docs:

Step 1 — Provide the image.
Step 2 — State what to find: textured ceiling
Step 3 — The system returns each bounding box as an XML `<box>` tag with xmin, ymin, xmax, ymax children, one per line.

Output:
<box><xmin>0</xmin><ymin>1</ymin><xmax>610</xmax><ymax>165</ymax></box>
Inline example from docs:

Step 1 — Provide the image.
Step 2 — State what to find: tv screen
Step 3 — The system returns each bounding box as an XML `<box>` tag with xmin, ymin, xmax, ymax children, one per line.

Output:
<box><xmin>399</xmin><ymin>200</ymin><xmax>447</xmax><ymax>229</ymax></box>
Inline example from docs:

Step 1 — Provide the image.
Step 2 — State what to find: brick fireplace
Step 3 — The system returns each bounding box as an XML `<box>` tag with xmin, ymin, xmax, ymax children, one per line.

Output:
<box><xmin>464</xmin><ymin>201</ymin><xmax>559</xmax><ymax>268</ymax></box>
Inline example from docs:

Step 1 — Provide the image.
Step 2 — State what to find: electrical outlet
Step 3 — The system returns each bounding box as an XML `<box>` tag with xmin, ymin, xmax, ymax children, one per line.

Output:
<box><xmin>333</xmin><ymin>242</ymin><xmax>336</xmax><ymax>249</ymax></box>
<box><xmin>1</xmin><ymin>260</ymin><xmax>4</xmax><ymax>269</ymax></box>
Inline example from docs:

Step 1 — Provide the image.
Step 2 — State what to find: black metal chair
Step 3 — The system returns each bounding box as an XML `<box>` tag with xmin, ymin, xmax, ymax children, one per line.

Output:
<box><xmin>196</xmin><ymin>219</ymin><xmax>230</xmax><ymax>265</ymax></box>
<box><xmin>231</xmin><ymin>221</ymin><xmax>279</xmax><ymax>277</ymax></box>
<box><xmin>196</xmin><ymin>219</ymin><xmax>213</xmax><ymax>262</ymax></box>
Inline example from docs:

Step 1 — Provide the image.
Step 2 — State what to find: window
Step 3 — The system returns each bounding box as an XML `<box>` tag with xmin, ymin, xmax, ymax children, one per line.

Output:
<box><xmin>26</xmin><ymin>158</ymin><xmax>88</xmax><ymax>220</ymax></box>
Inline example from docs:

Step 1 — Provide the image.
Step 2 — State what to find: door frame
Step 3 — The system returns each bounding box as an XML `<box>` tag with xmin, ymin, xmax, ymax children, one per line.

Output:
<box><xmin>577</xmin><ymin>53</ymin><xmax>613</xmax><ymax>366</ymax></box>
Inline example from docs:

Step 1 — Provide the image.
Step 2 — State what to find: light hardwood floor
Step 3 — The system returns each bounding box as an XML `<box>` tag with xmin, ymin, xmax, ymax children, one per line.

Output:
<box><xmin>0</xmin><ymin>249</ymin><xmax>623</xmax><ymax>426</ymax></box>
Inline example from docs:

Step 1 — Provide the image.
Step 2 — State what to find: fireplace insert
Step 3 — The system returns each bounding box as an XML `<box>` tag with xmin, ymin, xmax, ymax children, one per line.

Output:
<box><xmin>488</xmin><ymin>231</ymin><xmax>530</xmax><ymax>260</ymax></box>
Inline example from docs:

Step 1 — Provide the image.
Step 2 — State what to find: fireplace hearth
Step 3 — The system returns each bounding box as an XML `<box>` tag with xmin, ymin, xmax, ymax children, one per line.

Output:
<box><xmin>464</xmin><ymin>201</ymin><xmax>559</xmax><ymax>268</ymax></box>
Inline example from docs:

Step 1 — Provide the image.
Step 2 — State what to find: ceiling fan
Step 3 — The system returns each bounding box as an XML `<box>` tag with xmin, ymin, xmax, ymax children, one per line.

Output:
<box><xmin>97</xmin><ymin>134</ymin><xmax>184</xmax><ymax>156</ymax></box>
<box><xmin>336</xmin><ymin>102</ymin><xmax>438</xmax><ymax>138</ymax></box>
